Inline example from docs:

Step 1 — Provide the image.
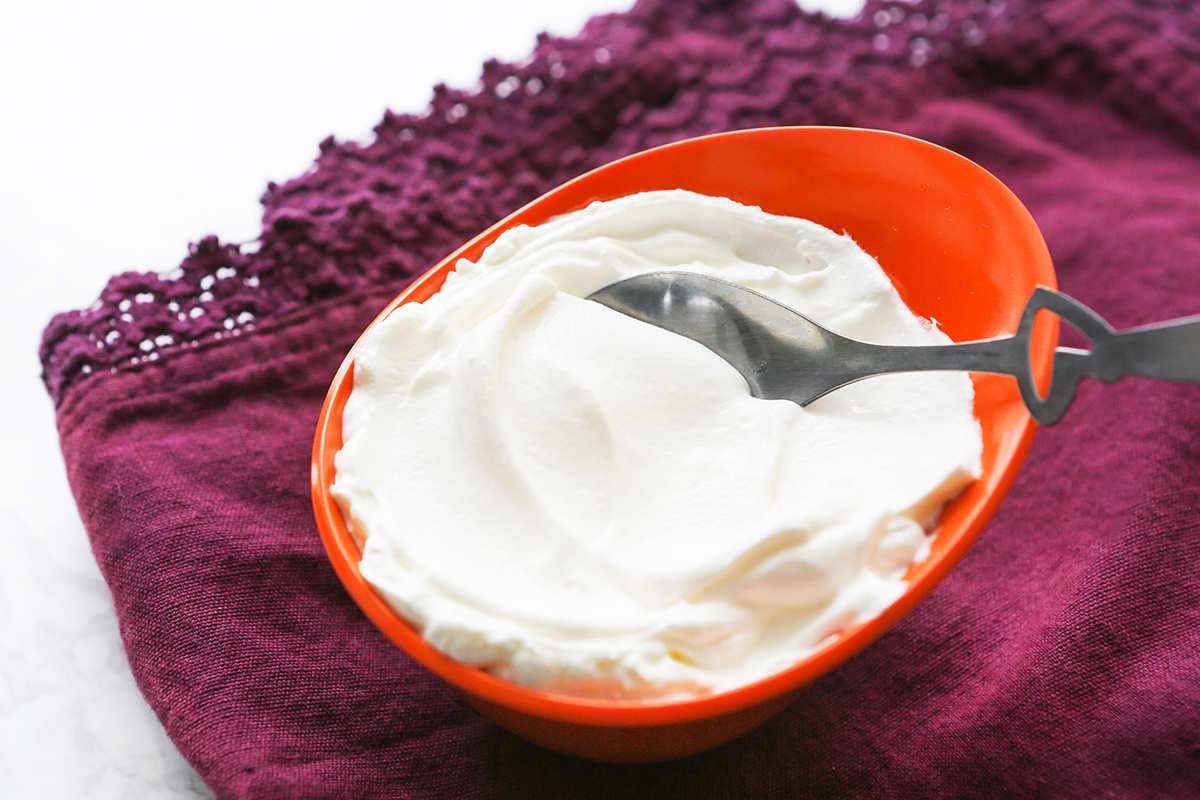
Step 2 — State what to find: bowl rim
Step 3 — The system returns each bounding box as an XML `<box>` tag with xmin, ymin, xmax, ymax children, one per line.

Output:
<box><xmin>311</xmin><ymin>126</ymin><xmax>1057</xmax><ymax>727</ymax></box>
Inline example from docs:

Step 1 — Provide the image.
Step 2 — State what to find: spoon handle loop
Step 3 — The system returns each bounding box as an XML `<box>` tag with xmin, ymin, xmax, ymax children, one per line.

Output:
<box><xmin>1014</xmin><ymin>288</ymin><xmax>1200</xmax><ymax>425</ymax></box>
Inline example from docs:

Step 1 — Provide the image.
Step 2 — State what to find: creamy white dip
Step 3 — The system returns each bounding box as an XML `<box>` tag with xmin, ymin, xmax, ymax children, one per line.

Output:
<box><xmin>332</xmin><ymin>190</ymin><xmax>982</xmax><ymax>699</ymax></box>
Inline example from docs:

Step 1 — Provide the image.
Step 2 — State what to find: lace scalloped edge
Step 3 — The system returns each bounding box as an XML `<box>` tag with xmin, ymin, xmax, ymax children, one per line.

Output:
<box><xmin>39</xmin><ymin>0</ymin><xmax>1200</xmax><ymax>407</ymax></box>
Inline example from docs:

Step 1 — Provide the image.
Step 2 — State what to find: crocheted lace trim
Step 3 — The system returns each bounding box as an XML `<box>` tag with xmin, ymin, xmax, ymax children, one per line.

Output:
<box><xmin>40</xmin><ymin>0</ymin><xmax>1200</xmax><ymax>406</ymax></box>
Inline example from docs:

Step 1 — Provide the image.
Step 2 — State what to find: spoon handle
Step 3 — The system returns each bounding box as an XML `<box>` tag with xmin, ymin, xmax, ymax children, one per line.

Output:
<box><xmin>831</xmin><ymin>288</ymin><xmax>1200</xmax><ymax>425</ymax></box>
<box><xmin>1092</xmin><ymin>317</ymin><xmax>1200</xmax><ymax>382</ymax></box>
<box><xmin>1008</xmin><ymin>288</ymin><xmax>1200</xmax><ymax>424</ymax></box>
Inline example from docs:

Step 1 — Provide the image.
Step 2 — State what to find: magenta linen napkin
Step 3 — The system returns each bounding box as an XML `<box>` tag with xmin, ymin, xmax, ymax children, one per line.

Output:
<box><xmin>40</xmin><ymin>0</ymin><xmax>1200</xmax><ymax>797</ymax></box>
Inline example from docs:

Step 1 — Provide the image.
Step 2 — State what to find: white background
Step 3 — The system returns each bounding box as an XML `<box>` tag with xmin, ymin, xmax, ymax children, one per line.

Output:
<box><xmin>0</xmin><ymin>0</ymin><xmax>862</xmax><ymax>796</ymax></box>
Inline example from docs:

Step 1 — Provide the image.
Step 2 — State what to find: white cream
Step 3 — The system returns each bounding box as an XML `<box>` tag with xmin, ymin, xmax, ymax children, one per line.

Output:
<box><xmin>332</xmin><ymin>190</ymin><xmax>982</xmax><ymax>699</ymax></box>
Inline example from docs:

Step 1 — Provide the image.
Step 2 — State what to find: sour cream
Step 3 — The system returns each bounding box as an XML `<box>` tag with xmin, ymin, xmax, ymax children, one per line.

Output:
<box><xmin>332</xmin><ymin>190</ymin><xmax>982</xmax><ymax>699</ymax></box>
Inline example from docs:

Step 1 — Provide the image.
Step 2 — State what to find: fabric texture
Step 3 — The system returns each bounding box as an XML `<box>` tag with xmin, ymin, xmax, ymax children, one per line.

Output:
<box><xmin>41</xmin><ymin>0</ymin><xmax>1200</xmax><ymax>797</ymax></box>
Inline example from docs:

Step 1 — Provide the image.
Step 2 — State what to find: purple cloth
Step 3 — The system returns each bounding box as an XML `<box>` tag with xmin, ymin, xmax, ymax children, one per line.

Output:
<box><xmin>40</xmin><ymin>0</ymin><xmax>1200</xmax><ymax>797</ymax></box>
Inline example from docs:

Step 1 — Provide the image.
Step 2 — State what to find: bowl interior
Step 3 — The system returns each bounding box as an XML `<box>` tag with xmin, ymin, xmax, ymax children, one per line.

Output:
<box><xmin>312</xmin><ymin>127</ymin><xmax>1056</xmax><ymax>727</ymax></box>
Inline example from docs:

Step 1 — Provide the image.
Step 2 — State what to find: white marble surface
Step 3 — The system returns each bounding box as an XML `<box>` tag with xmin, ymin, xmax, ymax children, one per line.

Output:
<box><xmin>0</xmin><ymin>0</ymin><xmax>861</xmax><ymax>796</ymax></box>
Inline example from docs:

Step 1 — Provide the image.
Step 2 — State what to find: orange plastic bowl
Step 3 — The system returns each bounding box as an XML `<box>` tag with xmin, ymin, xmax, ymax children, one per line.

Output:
<box><xmin>312</xmin><ymin>127</ymin><xmax>1056</xmax><ymax>762</ymax></box>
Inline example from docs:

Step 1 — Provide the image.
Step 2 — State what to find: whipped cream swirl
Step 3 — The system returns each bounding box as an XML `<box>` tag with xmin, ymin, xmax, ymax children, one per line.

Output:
<box><xmin>332</xmin><ymin>191</ymin><xmax>982</xmax><ymax>699</ymax></box>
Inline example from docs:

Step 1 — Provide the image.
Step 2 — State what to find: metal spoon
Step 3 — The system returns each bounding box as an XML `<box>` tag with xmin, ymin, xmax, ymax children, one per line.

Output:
<box><xmin>587</xmin><ymin>271</ymin><xmax>1200</xmax><ymax>425</ymax></box>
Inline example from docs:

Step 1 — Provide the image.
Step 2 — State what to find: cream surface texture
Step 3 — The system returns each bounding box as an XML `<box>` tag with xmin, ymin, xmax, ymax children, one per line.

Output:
<box><xmin>332</xmin><ymin>190</ymin><xmax>983</xmax><ymax>699</ymax></box>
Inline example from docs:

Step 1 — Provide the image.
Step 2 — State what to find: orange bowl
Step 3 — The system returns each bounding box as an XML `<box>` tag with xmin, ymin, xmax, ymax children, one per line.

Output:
<box><xmin>311</xmin><ymin>127</ymin><xmax>1056</xmax><ymax>762</ymax></box>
